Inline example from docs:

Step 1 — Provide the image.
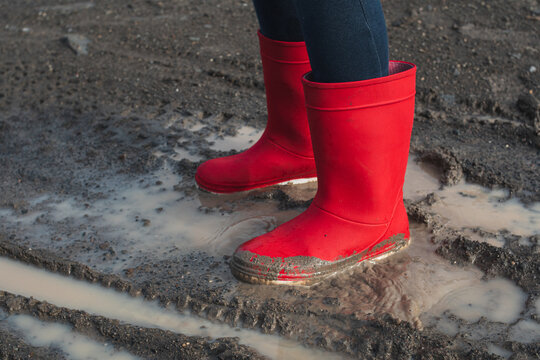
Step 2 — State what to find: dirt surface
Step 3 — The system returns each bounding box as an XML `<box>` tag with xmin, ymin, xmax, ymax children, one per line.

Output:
<box><xmin>0</xmin><ymin>0</ymin><xmax>539</xmax><ymax>359</ymax></box>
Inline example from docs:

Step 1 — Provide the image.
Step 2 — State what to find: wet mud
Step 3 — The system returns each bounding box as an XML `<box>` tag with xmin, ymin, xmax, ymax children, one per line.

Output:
<box><xmin>0</xmin><ymin>0</ymin><xmax>539</xmax><ymax>359</ymax></box>
<box><xmin>0</xmin><ymin>325</ymin><xmax>66</xmax><ymax>360</ymax></box>
<box><xmin>0</xmin><ymin>293</ymin><xmax>264</xmax><ymax>360</ymax></box>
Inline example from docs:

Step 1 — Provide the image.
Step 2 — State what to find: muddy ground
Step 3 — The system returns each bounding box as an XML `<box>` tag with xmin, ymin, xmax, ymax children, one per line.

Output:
<box><xmin>0</xmin><ymin>0</ymin><xmax>539</xmax><ymax>359</ymax></box>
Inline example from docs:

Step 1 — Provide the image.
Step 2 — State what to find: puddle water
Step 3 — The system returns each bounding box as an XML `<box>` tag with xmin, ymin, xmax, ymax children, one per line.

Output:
<box><xmin>405</xmin><ymin>160</ymin><xmax>539</xmax><ymax>237</ymax></box>
<box><xmin>486</xmin><ymin>343</ymin><xmax>513</xmax><ymax>359</ymax></box>
<box><xmin>0</xmin><ymin>165</ymin><xmax>302</xmax><ymax>272</ymax></box>
<box><xmin>403</xmin><ymin>160</ymin><xmax>441</xmax><ymax>201</ymax></box>
<box><xmin>1</xmin><ymin>312</ymin><xmax>139</xmax><ymax>360</ymax></box>
<box><xmin>508</xmin><ymin>319</ymin><xmax>540</xmax><ymax>344</ymax></box>
<box><xmin>232</xmin><ymin>221</ymin><xmax>535</xmax><ymax>349</ymax></box>
<box><xmin>207</xmin><ymin>126</ymin><xmax>263</xmax><ymax>152</ymax></box>
<box><xmin>2</xmin><ymin>157</ymin><xmax>534</xmax><ymax>273</ymax></box>
<box><xmin>420</xmin><ymin>276</ymin><xmax>536</xmax><ymax>353</ymax></box>
<box><xmin>425</xmin><ymin>278</ymin><xmax>527</xmax><ymax>323</ymax></box>
<box><xmin>0</xmin><ymin>257</ymin><xmax>345</xmax><ymax>360</ymax></box>
<box><xmin>154</xmin><ymin>122</ymin><xmax>262</xmax><ymax>162</ymax></box>
<box><xmin>432</xmin><ymin>183</ymin><xmax>540</xmax><ymax>237</ymax></box>
<box><xmin>309</xmin><ymin>223</ymin><xmax>485</xmax><ymax>326</ymax></box>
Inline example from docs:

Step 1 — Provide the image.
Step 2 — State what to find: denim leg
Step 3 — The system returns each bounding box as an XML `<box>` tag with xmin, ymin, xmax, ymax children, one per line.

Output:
<box><xmin>252</xmin><ymin>0</ymin><xmax>389</xmax><ymax>82</ymax></box>
<box><xmin>293</xmin><ymin>0</ymin><xmax>389</xmax><ymax>82</ymax></box>
<box><xmin>252</xmin><ymin>0</ymin><xmax>303</xmax><ymax>42</ymax></box>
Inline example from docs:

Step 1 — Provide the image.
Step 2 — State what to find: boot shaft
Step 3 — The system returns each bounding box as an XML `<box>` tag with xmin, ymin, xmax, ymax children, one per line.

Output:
<box><xmin>258</xmin><ymin>31</ymin><xmax>313</xmax><ymax>157</ymax></box>
<box><xmin>302</xmin><ymin>61</ymin><xmax>416</xmax><ymax>224</ymax></box>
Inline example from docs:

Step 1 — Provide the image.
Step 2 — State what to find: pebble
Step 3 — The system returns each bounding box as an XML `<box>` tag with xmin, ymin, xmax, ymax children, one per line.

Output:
<box><xmin>61</xmin><ymin>34</ymin><xmax>91</xmax><ymax>55</ymax></box>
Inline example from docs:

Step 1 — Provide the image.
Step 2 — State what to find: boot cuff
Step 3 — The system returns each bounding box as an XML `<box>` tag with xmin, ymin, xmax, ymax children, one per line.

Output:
<box><xmin>302</xmin><ymin>61</ymin><xmax>416</xmax><ymax>111</ymax></box>
<box><xmin>258</xmin><ymin>30</ymin><xmax>310</xmax><ymax>64</ymax></box>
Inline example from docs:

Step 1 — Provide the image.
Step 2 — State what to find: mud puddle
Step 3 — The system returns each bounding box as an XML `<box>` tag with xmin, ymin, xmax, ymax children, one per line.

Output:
<box><xmin>0</xmin><ymin>310</ymin><xmax>138</xmax><ymax>360</ymax></box>
<box><xmin>404</xmin><ymin>159</ymin><xmax>539</xmax><ymax>243</ymax></box>
<box><xmin>0</xmin><ymin>126</ymin><xmax>538</xmax><ymax>357</ymax></box>
<box><xmin>0</xmin><ymin>164</ymin><xmax>302</xmax><ymax>272</ymax></box>
<box><xmin>290</xmin><ymin>223</ymin><xmax>534</xmax><ymax>331</ymax></box>
<box><xmin>153</xmin><ymin>120</ymin><xmax>263</xmax><ymax>162</ymax></box>
<box><xmin>2</xmin><ymin>156</ymin><xmax>536</xmax><ymax>272</ymax></box>
<box><xmin>420</xmin><ymin>277</ymin><xmax>538</xmax><ymax>357</ymax></box>
<box><xmin>207</xmin><ymin>125</ymin><xmax>263</xmax><ymax>152</ymax></box>
<box><xmin>0</xmin><ymin>257</ymin><xmax>345</xmax><ymax>360</ymax></box>
<box><xmin>431</xmin><ymin>183</ymin><xmax>539</xmax><ymax>238</ymax></box>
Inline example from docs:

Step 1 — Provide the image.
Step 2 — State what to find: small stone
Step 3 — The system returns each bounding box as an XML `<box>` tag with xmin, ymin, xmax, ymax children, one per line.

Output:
<box><xmin>141</xmin><ymin>219</ymin><xmax>151</xmax><ymax>227</ymax></box>
<box><xmin>61</xmin><ymin>34</ymin><xmax>91</xmax><ymax>55</ymax></box>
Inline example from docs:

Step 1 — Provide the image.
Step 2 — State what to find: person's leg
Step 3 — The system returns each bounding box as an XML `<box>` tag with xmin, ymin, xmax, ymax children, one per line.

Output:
<box><xmin>252</xmin><ymin>0</ymin><xmax>303</xmax><ymax>42</ymax></box>
<box><xmin>293</xmin><ymin>0</ymin><xmax>389</xmax><ymax>82</ymax></box>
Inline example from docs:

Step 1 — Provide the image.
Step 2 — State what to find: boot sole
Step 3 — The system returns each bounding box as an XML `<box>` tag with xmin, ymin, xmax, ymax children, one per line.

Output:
<box><xmin>230</xmin><ymin>233</ymin><xmax>410</xmax><ymax>287</ymax></box>
<box><xmin>196</xmin><ymin>176</ymin><xmax>317</xmax><ymax>195</ymax></box>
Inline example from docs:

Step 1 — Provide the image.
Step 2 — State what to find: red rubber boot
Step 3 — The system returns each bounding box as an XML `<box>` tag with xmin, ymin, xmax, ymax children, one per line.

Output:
<box><xmin>195</xmin><ymin>32</ymin><xmax>316</xmax><ymax>194</ymax></box>
<box><xmin>230</xmin><ymin>61</ymin><xmax>416</xmax><ymax>285</ymax></box>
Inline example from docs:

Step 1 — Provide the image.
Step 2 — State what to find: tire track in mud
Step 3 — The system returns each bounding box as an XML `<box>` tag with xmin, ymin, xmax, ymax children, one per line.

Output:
<box><xmin>0</xmin><ymin>291</ymin><xmax>265</xmax><ymax>360</ymax></box>
<box><xmin>0</xmin><ymin>245</ymin><xmax>343</xmax><ymax>360</ymax></box>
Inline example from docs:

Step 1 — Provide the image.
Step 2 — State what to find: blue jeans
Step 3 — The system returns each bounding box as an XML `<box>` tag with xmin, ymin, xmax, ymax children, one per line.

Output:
<box><xmin>252</xmin><ymin>0</ymin><xmax>389</xmax><ymax>83</ymax></box>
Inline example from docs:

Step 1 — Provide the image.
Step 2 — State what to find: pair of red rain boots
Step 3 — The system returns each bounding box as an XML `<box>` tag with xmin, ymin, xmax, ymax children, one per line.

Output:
<box><xmin>196</xmin><ymin>32</ymin><xmax>416</xmax><ymax>285</ymax></box>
